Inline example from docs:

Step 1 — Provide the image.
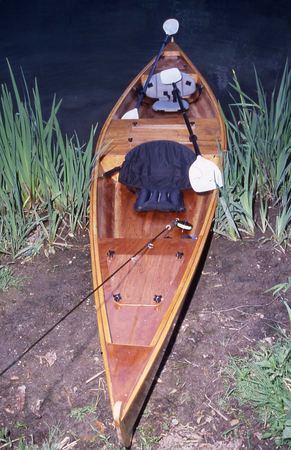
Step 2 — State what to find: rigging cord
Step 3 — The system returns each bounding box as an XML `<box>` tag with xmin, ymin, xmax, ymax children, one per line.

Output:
<box><xmin>0</xmin><ymin>222</ymin><xmax>177</xmax><ymax>378</ymax></box>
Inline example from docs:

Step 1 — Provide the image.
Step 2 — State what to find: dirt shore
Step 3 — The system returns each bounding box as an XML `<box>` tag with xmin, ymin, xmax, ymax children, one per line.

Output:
<box><xmin>0</xmin><ymin>232</ymin><xmax>290</xmax><ymax>449</ymax></box>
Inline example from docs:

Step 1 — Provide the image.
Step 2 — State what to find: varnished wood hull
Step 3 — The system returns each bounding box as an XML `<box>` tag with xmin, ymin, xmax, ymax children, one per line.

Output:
<box><xmin>90</xmin><ymin>40</ymin><xmax>226</xmax><ymax>447</ymax></box>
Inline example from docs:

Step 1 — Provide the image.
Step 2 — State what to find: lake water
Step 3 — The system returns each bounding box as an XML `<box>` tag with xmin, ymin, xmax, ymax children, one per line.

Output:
<box><xmin>0</xmin><ymin>0</ymin><xmax>290</xmax><ymax>141</ymax></box>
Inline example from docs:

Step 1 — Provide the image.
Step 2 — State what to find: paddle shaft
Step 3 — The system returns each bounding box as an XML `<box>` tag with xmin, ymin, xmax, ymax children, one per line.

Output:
<box><xmin>135</xmin><ymin>34</ymin><xmax>171</xmax><ymax>111</ymax></box>
<box><xmin>0</xmin><ymin>223</ymin><xmax>173</xmax><ymax>378</ymax></box>
<box><xmin>172</xmin><ymin>83</ymin><xmax>202</xmax><ymax>156</ymax></box>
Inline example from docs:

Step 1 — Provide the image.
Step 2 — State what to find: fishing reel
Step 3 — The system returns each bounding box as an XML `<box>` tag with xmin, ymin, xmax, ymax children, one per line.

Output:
<box><xmin>167</xmin><ymin>218</ymin><xmax>193</xmax><ymax>231</ymax></box>
<box><xmin>174</xmin><ymin>218</ymin><xmax>193</xmax><ymax>231</ymax></box>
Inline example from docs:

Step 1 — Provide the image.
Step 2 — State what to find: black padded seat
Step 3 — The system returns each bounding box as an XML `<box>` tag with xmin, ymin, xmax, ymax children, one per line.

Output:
<box><xmin>119</xmin><ymin>140</ymin><xmax>196</xmax><ymax>212</ymax></box>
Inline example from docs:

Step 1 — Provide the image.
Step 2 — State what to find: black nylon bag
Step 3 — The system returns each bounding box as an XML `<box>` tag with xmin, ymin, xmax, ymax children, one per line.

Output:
<box><xmin>119</xmin><ymin>140</ymin><xmax>196</xmax><ymax>190</ymax></box>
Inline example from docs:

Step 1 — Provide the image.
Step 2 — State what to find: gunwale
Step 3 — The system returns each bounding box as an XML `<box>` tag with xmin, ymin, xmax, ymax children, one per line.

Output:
<box><xmin>89</xmin><ymin>39</ymin><xmax>226</xmax><ymax>446</ymax></box>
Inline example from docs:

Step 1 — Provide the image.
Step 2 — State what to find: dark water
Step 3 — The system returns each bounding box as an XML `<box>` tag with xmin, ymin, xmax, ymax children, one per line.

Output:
<box><xmin>0</xmin><ymin>0</ymin><xmax>290</xmax><ymax>141</ymax></box>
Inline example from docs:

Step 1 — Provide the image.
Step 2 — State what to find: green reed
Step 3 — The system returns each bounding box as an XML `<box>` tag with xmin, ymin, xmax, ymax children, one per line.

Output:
<box><xmin>215</xmin><ymin>62</ymin><xmax>291</xmax><ymax>248</ymax></box>
<box><xmin>0</xmin><ymin>62</ymin><xmax>99</xmax><ymax>257</ymax></box>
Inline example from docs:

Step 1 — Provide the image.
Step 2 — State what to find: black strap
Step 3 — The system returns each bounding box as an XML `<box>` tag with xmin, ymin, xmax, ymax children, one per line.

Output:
<box><xmin>196</xmin><ymin>83</ymin><xmax>203</xmax><ymax>99</ymax></box>
<box><xmin>188</xmin><ymin>131</ymin><xmax>202</xmax><ymax>156</ymax></box>
<box><xmin>172</xmin><ymin>84</ymin><xmax>201</xmax><ymax>156</ymax></box>
<box><xmin>103</xmin><ymin>165</ymin><xmax>122</xmax><ymax>178</ymax></box>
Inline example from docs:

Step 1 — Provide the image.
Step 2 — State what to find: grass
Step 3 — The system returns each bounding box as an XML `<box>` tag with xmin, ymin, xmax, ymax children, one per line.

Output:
<box><xmin>0</xmin><ymin>425</ymin><xmax>77</xmax><ymax>450</ymax></box>
<box><xmin>0</xmin><ymin>62</ymin><xmax>105</xmax><ymax>259</ymax></box>
<box><xmin>225</xmin><ymin>278</ymin><xmax>291</xmax><ymax>448</ymax></box>
<box><xmin>268</xmin><ymin>276</ymin><xmax>291</xmax><ymax>338</ymax></box>
<box><xmin>225</xmin><ymin>335</ymin><xmax>291</xmax><ymax>447</ymax></box>
<box><xmin>0</xmin><ymin>427</ymin><xmax>12</xmax><ymax>447</ymax></box>
<box><xmin>215</xmin><ymin>61</ymin><xmax>291</xmax><ymax>249</ymax></box>
<box><xmin>18</xmin><ymin>426</ymin><xmax>68</xmax><ymax>450</ymax></box>
<box><xmin>69</xmin><ymin>404</ymin><xmax>96</xmax><ymax>422</ymax></box>
<box><xmin>268</xmin><ymin>277</ymin><xmax>291</xmax><ymax>298</ymax></box>
<box><xmin>137</xmin><ymin>427</ymin><xmax>161</xmax><ymax>449</ymax></box>
<box><xmin>89</xmin><ymin>431</ymin><xmax>119</xmax><ymax>450</ymax></box>
<box><xmin>0</xmin><ymin>266</ymin><xmax>23</xmax><ymax>291</ymax></box>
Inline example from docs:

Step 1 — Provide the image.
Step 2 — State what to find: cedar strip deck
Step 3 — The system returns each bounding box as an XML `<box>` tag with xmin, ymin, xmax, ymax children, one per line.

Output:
<box><xmin>97</xmin><ymin>179</ymin><xmax>213</xmax><ymax>239</ymax></box>
<box><xmin>99</xmin><ymin>238</ymin><xmax>196</xmax><ymax>346</ymax></box>
<box><xmin>101</xmin><ymin>117</ymin><xmax>221</xmax><ymax>157</ymax></box>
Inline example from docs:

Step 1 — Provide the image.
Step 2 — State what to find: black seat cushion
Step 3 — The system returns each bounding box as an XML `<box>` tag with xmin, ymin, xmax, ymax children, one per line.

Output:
<box><xmin>119</xmin><ymin>140</ymin><xmax>196</xmax><ymax>212</ymax></box>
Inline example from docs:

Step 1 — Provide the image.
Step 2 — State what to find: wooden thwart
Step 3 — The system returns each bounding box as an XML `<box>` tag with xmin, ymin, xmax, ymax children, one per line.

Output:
<box><xmin>103</xmin><ymin>117</ymin><xmax>222</xmax><ymax>156</ymax></box>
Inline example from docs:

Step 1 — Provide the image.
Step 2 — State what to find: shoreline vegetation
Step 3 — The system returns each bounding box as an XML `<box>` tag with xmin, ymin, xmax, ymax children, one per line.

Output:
<box><xmin>0</xmin><ymin>62</ymin><xmax>290</xmax><ymax>260</ymax></box>
<box><xmin>0</xmin><ymin>62</ymin><xmax>99</xmax><ymax>259</ymax></box>
<box><xmin>215</xmin><ymin>62</ymin><xmax>290</xmax><ymax>251</ymax></box>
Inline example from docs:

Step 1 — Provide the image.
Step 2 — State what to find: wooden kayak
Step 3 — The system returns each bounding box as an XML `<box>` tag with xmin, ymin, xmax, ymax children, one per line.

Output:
<box><xmin>90</xmin><ymin>39</ymin><xmax>226</xmax><ymax>447</ymax></box>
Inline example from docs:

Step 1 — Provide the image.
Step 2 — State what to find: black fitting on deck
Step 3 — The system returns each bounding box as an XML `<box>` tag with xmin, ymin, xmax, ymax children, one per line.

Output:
<box><xmin>153</xmin><ymin>295</ymin><xmax>162</xmax><ymax>303</ymax></box>
<box><xmin>113</xmin><ymin>293</ymin><xmax>122</xmax><ymax>302</ymax></box>
<box><xmin>107</xmin><ymin>249</ymin><xmax>115</xmax><ymax>259</ymax></box>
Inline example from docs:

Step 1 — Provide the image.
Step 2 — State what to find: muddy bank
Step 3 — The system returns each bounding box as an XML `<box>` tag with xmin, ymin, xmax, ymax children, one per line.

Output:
<box><xmin>0</xmin><ymin>233</ymin><xmax>290</xmax><ymax>448</ymax></box>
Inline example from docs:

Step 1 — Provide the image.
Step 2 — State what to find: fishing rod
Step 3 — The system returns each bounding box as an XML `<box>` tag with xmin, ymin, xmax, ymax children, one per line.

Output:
<box><xmin>0</xmin><ymin>218</ymin><xmax>192</xmax><ymax>378</ymax></box>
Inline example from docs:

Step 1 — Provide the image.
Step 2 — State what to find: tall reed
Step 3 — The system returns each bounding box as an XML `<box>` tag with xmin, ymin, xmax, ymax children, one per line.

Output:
<box><xmin>215</xmin><ymin>62</ymin><xmax>291</xmax><ymax>248</ymax></box>
<box><xmin>0</xmin><ymin>63</ymin><xmax>99</xmax><ymax>257</ymax></box>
